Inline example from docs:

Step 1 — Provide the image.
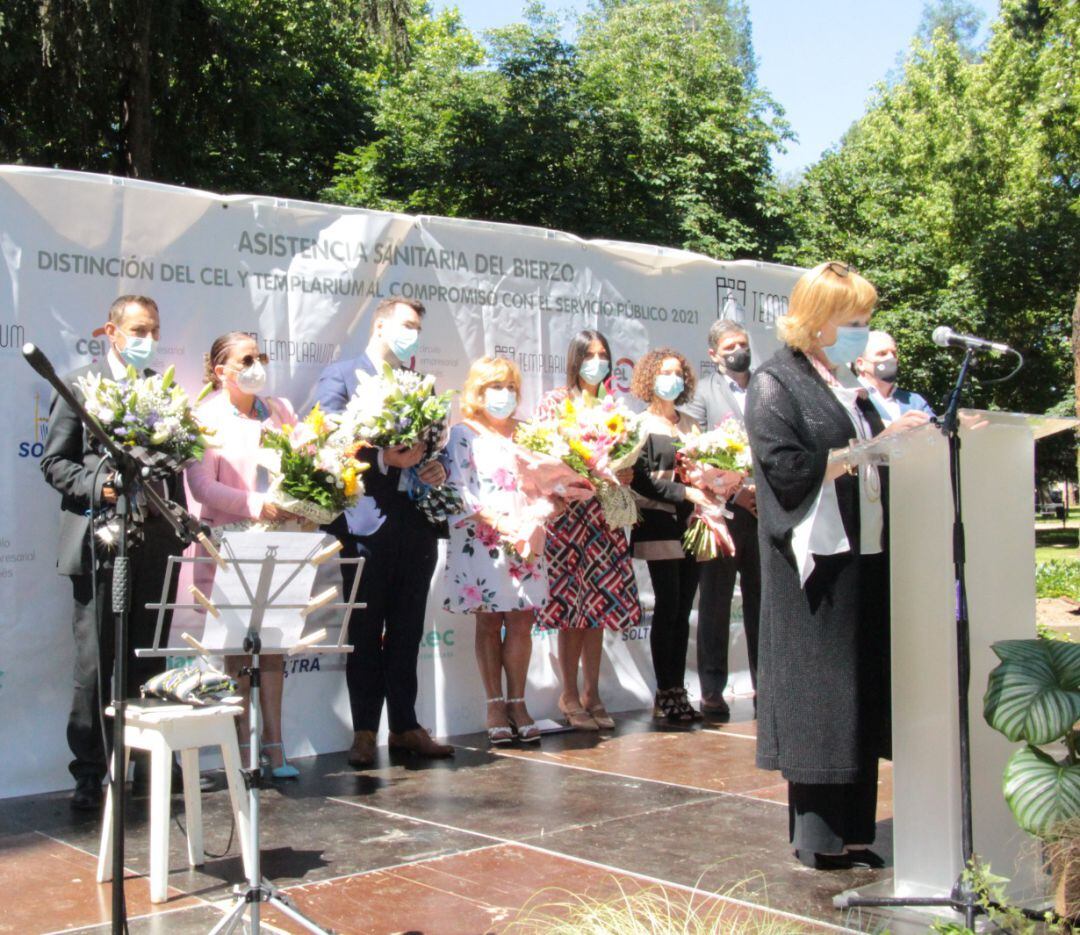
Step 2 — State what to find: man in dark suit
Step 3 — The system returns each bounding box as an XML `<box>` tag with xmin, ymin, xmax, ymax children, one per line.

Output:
<box><xmin>314</xmin><ymin>296</ymin><xmax>453</xmax><ymax>767</ymax></box>
<box><xmin>680</xmin><ymin>319</ymin><xmax>761</xmax><ymax>721</ymax></box>
<box><xmin>41</xmin><ymin>295</ymin><xmax>185</xmax><ymax>809</ymax></box>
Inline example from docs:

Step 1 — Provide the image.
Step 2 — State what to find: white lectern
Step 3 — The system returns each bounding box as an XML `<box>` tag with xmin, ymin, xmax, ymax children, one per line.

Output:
<box><xmin>834</xmin><ymin>409</ymin><xmax>1078</xmax><ymax>918</ymax></box>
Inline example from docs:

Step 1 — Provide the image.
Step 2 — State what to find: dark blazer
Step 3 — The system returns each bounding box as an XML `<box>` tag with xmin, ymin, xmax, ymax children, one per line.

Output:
<box><xmin>40</xmin><ymin>360</ymin><xmax>185</xmax><ymax>577</ymax></box>
<box><xmin>312</xmin><ymin>351</ymin><xmax>416</xmax><ymax>539</ymax></box>
<box><xmin>746</xmin><ymin>345</ymin><xmax>890</xmax><ymax>784</ymax></box>
<box><xmin>630</xmin><ymin>413</ymin><xmax>695</xmax><ymax>560</ymax></box>
<box><xmin>680</xmin><ymin>369</ymin><xmax>746</xmax><ymax>431</ymax></box>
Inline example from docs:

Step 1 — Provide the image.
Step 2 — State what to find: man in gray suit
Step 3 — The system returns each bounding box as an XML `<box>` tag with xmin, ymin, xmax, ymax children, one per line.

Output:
<box><xmin>680</xmin><ymin>319</ymin><xmax>760</xmax><ymax>720</ymax></box>
<box><xmin>41</xmin><ymin>295</ymin><xmax>184</xmax><ymax>809</ymax></box>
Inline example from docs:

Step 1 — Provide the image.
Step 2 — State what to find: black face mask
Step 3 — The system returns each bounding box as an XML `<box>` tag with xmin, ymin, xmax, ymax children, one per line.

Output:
<box><xmin>873</xmin><ymin>358</ymin><xmax>898</xmax><ymax>383</ymax></box>
<box><xmin>722</xmin><ymin>348</ymin><xmax>751</xmax><ymax>374</ymax></box>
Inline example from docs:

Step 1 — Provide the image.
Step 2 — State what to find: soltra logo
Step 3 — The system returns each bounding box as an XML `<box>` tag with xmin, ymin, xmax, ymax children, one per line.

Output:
<box><xmin>18</xmin><ymin>390</ymin><xmax>50</xmax><ymax>459</ymax></box>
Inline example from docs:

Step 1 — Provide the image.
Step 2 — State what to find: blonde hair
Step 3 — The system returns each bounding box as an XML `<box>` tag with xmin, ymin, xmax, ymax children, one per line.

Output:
<box><xmin>777</xmin><ymin>262</ymin><xmax>878</xmax><ymax>352</ymax></box>
<box><xmin>461</xmin><ymin>356</ymin><xmax>522</xmax><ymax>419</ymax></box>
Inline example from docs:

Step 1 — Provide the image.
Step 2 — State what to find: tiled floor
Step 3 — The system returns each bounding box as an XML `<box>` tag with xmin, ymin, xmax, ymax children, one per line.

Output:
<box><xmin>0</xmin><ymin>703</ymin><xmax>898</xmax><ymax>934</ymax></box>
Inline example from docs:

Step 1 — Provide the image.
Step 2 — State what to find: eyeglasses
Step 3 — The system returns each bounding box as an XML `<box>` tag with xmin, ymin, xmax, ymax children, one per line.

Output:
<box><xmin>234</xmin><ymin>353</ymin><xmax>269</xmax><ymax>368</ymax></box>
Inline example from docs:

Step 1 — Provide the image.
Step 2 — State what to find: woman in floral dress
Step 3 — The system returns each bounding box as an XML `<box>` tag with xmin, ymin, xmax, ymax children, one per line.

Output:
<box><xmin>536</xmin><ymin>330</ymin><xmax>642</xmax><ymax>731</ymax></box>
<box><xmin>443</xmin><ymin>356</ymin><xmax>550</xmax><ymax>744</ymax></box>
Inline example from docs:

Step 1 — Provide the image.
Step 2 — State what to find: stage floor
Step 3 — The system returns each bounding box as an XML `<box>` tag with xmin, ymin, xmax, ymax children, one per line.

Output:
<box><xmin>0</xmin><ymin>702</ymin><xmax>896</xmax><ymax>934</ymax></box>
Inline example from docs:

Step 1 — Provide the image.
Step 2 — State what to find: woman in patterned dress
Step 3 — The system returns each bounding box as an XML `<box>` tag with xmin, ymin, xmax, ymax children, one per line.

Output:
<box><xmin>443</xmin><ymin>357</ymin><xmax>550</xmax><ymax>744</ymax></box>
<box><xmin>536</xmin><ymin>330</ymin><xmax>642</xmax><ymax>731</ymax></box>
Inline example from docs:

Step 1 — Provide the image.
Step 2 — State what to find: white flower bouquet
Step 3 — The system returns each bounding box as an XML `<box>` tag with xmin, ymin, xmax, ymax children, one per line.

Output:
<box><xmin>675</xmin><ymin>419</ymin><xmax>753</xmax><ymax>560</ymax></box>
<box><xmin>77</xmin><ymin>364</ymin><xmax>213</xmax><ymax>473</ymax></box>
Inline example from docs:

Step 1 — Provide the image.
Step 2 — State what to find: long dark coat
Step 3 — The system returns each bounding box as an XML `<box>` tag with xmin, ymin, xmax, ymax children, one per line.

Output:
<box><xmin>745</xmin><ymin>345</ymin><xmax>890</xmax><ymax>784</ymax></box>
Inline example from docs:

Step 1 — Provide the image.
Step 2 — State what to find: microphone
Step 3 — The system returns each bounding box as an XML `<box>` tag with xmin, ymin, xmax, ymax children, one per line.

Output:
<box><xmin>22</xmin><ymin>342</ymin><xmax>59</xmax><ymax>381</ymax></box>
<box><xmin>931</xmin><ymin>326</ymin><xmax>1013</xmax><ymax>355</ymax></box>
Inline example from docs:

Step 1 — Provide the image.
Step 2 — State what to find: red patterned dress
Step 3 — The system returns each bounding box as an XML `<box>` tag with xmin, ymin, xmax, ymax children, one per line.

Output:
<box><xmin>535</xmin><ymin>387</ymin><xmax>642</xmax><ymax>631</ymax></box>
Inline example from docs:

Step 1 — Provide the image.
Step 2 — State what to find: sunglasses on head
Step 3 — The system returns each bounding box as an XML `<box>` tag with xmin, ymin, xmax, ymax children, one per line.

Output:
<box><xmin>823</xmin><ymin>261</ymin><xmax>854</xmax><ymax>277</ymax></box>
<box><xmin>235</xmin><ymin>352</ymin><xmax>269</xmax><ymax>368</ymax></box>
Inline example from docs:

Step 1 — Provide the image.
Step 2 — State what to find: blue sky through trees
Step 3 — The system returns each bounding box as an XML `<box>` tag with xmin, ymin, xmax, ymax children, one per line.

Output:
<box><xmin>430</xmin><ymin>0</ymin><xmax>1001</xmax><ymax>176</ymax></box>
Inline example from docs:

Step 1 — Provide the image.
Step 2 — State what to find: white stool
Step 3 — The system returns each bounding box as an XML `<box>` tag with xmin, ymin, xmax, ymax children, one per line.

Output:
<box><xmin>97</xmin><ymin>702</ymin><xmax>253</xmax><ymax>903</ymax></box>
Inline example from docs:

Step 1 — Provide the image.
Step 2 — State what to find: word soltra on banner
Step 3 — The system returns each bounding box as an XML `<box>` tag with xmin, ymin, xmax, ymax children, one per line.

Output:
<box><xmin>0</xmin><ymin>166</ymin><xmax>800</xmax><ymax>797</ymax></box>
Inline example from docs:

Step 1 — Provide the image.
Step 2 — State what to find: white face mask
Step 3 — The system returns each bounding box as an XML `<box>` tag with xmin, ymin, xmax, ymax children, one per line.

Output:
<box><xmin>484</xmin><ymin>387</ymin><xmax>517</xmax><ymax>420</ymax></box>
<box><xmin>233</xmin><ymin>360</ymin><xmax>266</xmax><ymax>393</ymax></box>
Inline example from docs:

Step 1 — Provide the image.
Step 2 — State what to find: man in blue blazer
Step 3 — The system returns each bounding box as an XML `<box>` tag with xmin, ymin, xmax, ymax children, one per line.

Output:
<box><xmin>854</xmin><ymin>330</ymin><xmax>935</xmax><ymax>424</ymax></box>
<box><xmin>314</xmin><ymin>296</ymin><xmax>453</xmax><ymax>767</ymax></box>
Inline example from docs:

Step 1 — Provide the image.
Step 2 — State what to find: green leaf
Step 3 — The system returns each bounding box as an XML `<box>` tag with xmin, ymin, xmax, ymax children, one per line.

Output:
<box><xmin>1003</xmin><ymin>744</ymin><xmax>1080</xmax><ymax>837</ymax></box>
<box><xmin>983</xmin><ymin>639</ymin><xmax>1080</xmax><ymax>745</ymax></box>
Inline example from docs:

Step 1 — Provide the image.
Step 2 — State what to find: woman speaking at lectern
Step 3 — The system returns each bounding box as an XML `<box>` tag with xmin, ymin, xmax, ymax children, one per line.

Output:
<box><xmin>745</xmin><ymin>262</ymin><xmax>928</xmax><ymax>869</ymax></box>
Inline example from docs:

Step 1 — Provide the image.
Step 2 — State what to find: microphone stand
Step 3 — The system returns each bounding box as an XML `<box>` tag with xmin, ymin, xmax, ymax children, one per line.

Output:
<box><xmin>24</xmin><ymin>344</ymin><xmax>208</xmax><ymax>935</ymax></box>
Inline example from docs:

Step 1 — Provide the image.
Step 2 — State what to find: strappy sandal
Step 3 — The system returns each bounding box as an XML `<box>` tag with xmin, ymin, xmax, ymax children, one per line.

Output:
<box><xmin>262</xmin><ymin>742</ymin><xmax>299</xmax><ymax>780</ymax></box>
<box><xmin>586</xmin><ymin>703</ymin><xmax>615</xmax><ymax>730</ymax></box>
<box><xmin>558</xmin><ymin>698</ymin><xmax>600</xmax><ymax>731</ymax></box>
<box><xmin>485</xmin><ymin>696</ymin><xmax>513</xmax><ymax>745</ymax></box>
<box><xmin>507</xmin><ymin>697</ymin><xmax>541</xmax><ymax>742</ymax></box>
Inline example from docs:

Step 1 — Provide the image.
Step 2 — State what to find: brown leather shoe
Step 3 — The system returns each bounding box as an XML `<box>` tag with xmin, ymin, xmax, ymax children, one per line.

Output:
<box><xmin>388</xmin><ymin>727</ymin><xmax>454</xmax><ymax>759</ymax></box>
<box><xmin>347</xmin><ymin>730</ymin><xmax>377</xmax><ymax>768</ymax></box>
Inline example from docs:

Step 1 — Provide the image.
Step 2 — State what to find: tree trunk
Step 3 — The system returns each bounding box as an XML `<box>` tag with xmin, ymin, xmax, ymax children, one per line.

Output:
<box><xmin>119</xmin><ymin>0</ymin><xmax>154</xmax><ymax>178</ymax></box>
<box><xmin>1072</xmin><ymin>284</ymin><xmax>1080</xmax><ymax>495</ymax></box>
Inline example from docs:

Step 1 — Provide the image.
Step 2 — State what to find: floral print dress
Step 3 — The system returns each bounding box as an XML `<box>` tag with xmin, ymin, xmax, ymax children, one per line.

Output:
<box><xmin>441</xmin><ymin>422</ymin><xmax>549</xmax><ymax>614</ymax></box>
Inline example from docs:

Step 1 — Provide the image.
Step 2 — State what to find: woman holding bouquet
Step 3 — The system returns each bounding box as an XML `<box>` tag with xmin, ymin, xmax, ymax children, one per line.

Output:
<box><xmin>745</xmin><ymin>262</ymin><xmax>928</xmax><ymax>869</ymax></box>
<box><xmin>182</xmin><ymin>331</ymin><xmax>301</xmax><ymax>779</ymax></box>
<box><xmin>443</xmin><ymin>357</ymin><xmax>550</xmax><ymax>744</ymax></box>
<box><xmin>630</xmin><ymin>349</ymin><xmax>738</xmax><ymax>723</ymax></box>
<box><xmin>535</xmin><ymin>331</ymin><xmax>641</xmax><ymax>732</ymax></box>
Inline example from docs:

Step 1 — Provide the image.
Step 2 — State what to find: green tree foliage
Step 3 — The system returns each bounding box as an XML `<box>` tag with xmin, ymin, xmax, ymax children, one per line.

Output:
<box><xmin>0</xmin><ymin>0</ymin><xmax>399</xmax><ymax>199</ymax></box>
<box><xmin>779</xmin><ymin>0</ymin><xmax>1079</xmax><ymax>438</ymax></box>
<box><xmin>916</xmin><ymin>0</ymin><xmax>987</xmax><ymax>59</ymax></box>
<box><xmin>326</xmin><ymin>0</ymin><xmax>789</xmax><ymax>258</ymax></box>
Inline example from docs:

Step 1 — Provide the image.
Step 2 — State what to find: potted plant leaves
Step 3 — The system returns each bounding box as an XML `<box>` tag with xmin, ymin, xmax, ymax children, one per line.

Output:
<box><xmin>983</xmin><ymin>639</ymin><xmax>1080</xmax><ymax>915</ymax></box>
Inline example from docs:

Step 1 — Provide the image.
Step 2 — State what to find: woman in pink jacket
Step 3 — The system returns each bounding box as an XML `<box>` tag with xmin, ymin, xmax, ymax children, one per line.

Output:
<box><xmin>183</xmin><ymin>331</ymin><xmax>299</xmax><ymax>779</ymax></box>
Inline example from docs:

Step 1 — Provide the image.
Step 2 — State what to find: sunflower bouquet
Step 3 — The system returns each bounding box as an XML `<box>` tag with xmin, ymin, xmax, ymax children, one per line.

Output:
<box><xmin>675</xmin><ymin>419</ymin><xmax>752</xmax><ymax>560</ymax></box>
<box><xmin>261</xmin><ymin>404</ymin><xmax>368</xmax><ymax>525</ymax></box>
<box><xmin>514</xmin><ymin>394</ymin><xmax>645</xmax><ymax>529</ymax></box>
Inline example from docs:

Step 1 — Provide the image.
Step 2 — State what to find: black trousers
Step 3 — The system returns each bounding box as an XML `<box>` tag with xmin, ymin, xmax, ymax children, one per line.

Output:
<box><xmin>339</xmin><ymin>513</ymin><xmax>438</xmax><ymax>734</ymax></box>
<box><xmin>646</xmin><ymin>555</ymin><xmax>700</xmax><ymax>691</ymax></box>
<box><xmin>67</xmin><ymin>518</ymin><xmax>180</xmax><ymax>781</ymax></box>
<box><xmin>696</xmin><ymin>505</ymin><xmax>760</xmax><ymax>702</ymax></box>
<box><xmin>788</xmin><ymin>771</ymin><xmax>879</xmax><ymax>853</ymax></box>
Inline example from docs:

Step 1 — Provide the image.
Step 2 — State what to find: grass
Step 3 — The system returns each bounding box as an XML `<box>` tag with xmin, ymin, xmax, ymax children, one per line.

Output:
<box><xmin>1036</xmin><ymin>515</ymin><xmax>1080</xmax><ymax>563</ymax></box>
<box><xmin>503</xmin><ymin>883</ymin><xmax>815</xmax><ymax>935</ymax></box>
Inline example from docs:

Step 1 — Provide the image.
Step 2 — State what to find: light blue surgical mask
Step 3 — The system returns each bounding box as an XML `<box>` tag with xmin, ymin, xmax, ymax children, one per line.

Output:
<box><xmin>579</xmin><ymin>357</ymin><xmax>610</xmax><ymax>386</ymax></box>
<box><xmin>654</xmin><ymin>373</ymin><xmax>684</xmax><ymax>401</ymax></box>
<box><xmin>824</xmin><ymin>326</ymin><xmax>869</xmax><ymax>366</ymax></box>
<box><xmin>118</xmin><ymin>333</ymin><xmax>156</xmax><ymax>368</ymax></box>
<box><xmin>387</xmin><ymin>322</ymin><xmax>420</xmax><ymax>362</ymax></box>
<box><xmin>484</xmin><ymin>387</ymin><xmax>517</xmax><ymax>420</ymax></box>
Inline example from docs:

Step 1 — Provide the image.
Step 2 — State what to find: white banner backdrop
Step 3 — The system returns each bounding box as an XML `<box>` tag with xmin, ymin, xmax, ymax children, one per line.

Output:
<box><xmin>0</xmin><ymin>166</ymin><xmax>801</xmax><ymax>797</ymax></box>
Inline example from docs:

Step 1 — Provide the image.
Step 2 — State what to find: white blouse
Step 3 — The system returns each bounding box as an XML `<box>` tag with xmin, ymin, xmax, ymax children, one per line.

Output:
<box><xmin>791</xmin><ymin>385</ymin><xmax>883</xmax><ymax>586</ymax></box>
